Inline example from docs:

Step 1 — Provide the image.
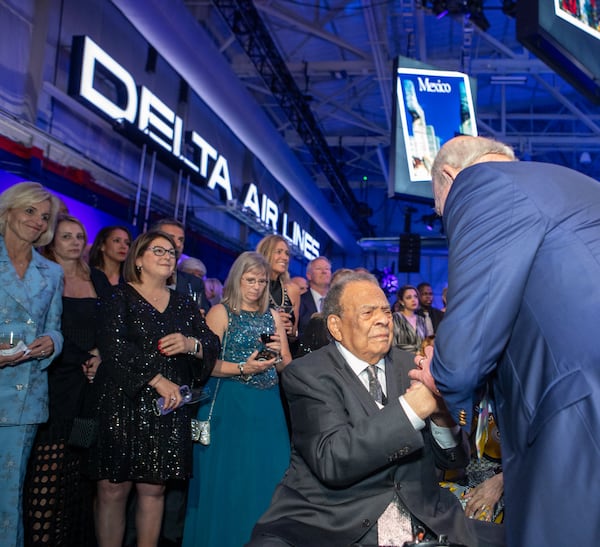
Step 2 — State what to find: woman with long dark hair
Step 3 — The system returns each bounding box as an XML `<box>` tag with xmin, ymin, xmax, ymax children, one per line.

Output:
<box><xmin>88</xmin><ymin>225</ymin><xmax>131</xmax><ymax>297</ymax></box>
<box><xmin>392</xmin><ymin>284</ymin><xmax>428</xmax><ymax>353</ymax></box>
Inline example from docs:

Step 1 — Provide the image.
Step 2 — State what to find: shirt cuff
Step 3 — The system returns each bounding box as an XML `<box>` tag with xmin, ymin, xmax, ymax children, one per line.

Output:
<box><xmin>399</xmin><ymin>395</ymin><xmax>426</xmax><ymax>431</ymax></box>
<box><xmin>430</xmin><ymin>422</ymin><xmax>461</xmax><ymax>449</ymax></box>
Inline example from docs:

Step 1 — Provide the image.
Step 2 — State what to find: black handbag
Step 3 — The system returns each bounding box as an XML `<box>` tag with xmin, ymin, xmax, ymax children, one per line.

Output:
<box><xmin>67</xmin><ymin>416</ymin><xmax>98</xmax><ymax>448</ymax></box>
<box><xmin>67</xmin><ymin>378</ymin><xmax>98</xmax><ymax>448</ymax></box>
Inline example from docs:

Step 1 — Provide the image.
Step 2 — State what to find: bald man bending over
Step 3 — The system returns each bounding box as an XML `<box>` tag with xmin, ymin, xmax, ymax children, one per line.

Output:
<box><xmin>410</xmin><ymin>136</ymin><xmax>600</xmax><ymax>547</ymax></box>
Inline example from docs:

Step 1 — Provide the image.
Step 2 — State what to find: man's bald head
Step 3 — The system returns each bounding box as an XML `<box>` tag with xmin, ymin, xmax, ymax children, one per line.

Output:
<box><xmin>431</xmin><ymin>136</ymin><xmax>516</xmax><ymax>216</ymax></box>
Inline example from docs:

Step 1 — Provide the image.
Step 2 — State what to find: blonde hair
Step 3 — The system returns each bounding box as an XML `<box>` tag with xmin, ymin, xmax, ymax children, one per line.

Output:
<box><xmin>0</xmin><ymin>182</ymin><xmax>61</xmax><ymax>246</ymax></box>
<box><xmin>256</xmin><ymin>234</ymin><xmax>291</xmax><ymax>283</ymax></box>
<box><xmin>42</xmin><ymin>214</ymin><xmax>91</xmax><ymax>279</ymax></box>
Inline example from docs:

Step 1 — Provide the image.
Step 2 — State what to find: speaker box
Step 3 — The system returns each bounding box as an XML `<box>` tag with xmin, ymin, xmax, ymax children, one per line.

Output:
<box><xmin>398</xmin><ymin>233</ymin><xmax>421</xmax><ymax>273</ymax></box>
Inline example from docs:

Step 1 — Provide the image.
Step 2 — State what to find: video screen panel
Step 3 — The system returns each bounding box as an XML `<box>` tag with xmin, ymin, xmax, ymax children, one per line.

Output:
<box><xmin>555</xmin><ymin>0</ymin><xmax>600</xmax><ymax>39</ymax></box>
<box><xmin>389</xmin><ymin>62</ymin><xmax>477</xmax><ymax>199</ymax></box>
<box><xmin>517</xmin><ymin>0</ymin><xmax>600</xmax><ymax>103</ymax></box>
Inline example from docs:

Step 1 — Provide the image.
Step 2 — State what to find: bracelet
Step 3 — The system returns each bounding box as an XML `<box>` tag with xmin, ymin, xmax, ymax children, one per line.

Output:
<box><xmin>238</xmin><ymin>362</ymin><xmax>246</xmax><ymax>376</ymax></box>
<box><xmin>150</xmin><ymin>374</ymin><xmax>163</xmax><ymax>387</ymax></box>
<box><xmin>187</xmin><ymin>337</ymin><xmax>200</xmax><ymax>355</ymax></box>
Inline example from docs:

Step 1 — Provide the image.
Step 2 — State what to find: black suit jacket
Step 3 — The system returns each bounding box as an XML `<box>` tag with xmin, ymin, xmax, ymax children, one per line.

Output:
<box><xmin>175</xmin><ymin>270</ymin><xmax>211</xmax><ymax>313</ymax></box>
<box><xmin>297</xmin><ymin>290</ymin><xmax>318</xmax><ymax>338</ymax></box>
<box><xmin>420</xmin><ymin>305</ymin><xmax>445</xmax><ymax>333</ymax></box>
<box><xmin>251</xmin><ymin>345</ymin><xmax>503</xmax><ymax>547</ymax></box>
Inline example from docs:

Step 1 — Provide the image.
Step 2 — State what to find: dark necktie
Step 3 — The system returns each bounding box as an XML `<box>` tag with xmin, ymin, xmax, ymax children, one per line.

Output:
<box><xmin>366</xmin><ymin>365</ymin><xmax>386</xmax><ymax>405</ymax></box>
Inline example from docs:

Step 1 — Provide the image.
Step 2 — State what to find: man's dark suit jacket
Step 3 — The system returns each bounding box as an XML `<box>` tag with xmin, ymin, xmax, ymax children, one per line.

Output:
<box><xmin>176</xmin><ymin>269</ymin><xmax>211</xmax><ymax>314</ymax></box>
<box><xmin>432</xmin><ymin>161</ymin><xmax>600</xmax><ymax>547</ymax></box>
<box><xmin>420</xmin><ymin>305</ymin><xmax>445</xmax><ymax>333</ymax></box>
<box><xmin>297</xmin><ymin>290</ymin><xmax>319</xmax><ymax>338</ymax></box>
<box><xmin>251</xmin><ymin>344</ymin><xmax>503</xmax><ymax>547</ymax></box>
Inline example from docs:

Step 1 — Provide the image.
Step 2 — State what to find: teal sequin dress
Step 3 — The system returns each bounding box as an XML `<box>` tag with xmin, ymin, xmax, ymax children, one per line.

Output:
<box><xmin>183</xmin><ymin>306</ymin><xmax>291</xmax><ymax>547</ymax></box>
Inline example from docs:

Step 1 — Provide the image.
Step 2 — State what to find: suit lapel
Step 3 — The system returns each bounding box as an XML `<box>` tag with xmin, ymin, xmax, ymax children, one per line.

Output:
<box><xmin>0</xmin><ymin>242</ymin><xmax>48</xmax><ymax>315</ymax></box>
<box><xmin>385</xmin><ymin>348</ymin><xmax>413</xmax><ymax>401</ymax></box>
<box><xmin>329</xmin><ymin>344</ymin><xmax>381</xmax><ymax>415</ymax></box>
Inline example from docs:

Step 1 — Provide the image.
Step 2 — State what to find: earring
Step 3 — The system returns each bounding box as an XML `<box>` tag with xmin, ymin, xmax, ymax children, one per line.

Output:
<box><xmin>136</xmin><ymin>265</ymin><xmax>142</xmax><ymax>272</ymax></box>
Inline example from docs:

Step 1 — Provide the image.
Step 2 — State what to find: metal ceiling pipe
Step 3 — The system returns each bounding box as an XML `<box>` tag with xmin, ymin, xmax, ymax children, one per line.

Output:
<box><xmin>110</xmin><ymin>0</ymin><xmax>361</xmax><ymax>255</ymax></box>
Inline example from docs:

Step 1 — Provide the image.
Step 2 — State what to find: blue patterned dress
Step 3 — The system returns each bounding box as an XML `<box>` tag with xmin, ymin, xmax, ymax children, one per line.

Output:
<box><xmin>183</xmin><ymin>306</ymin><xmax>290</xmax><ymax>547</ymax></box>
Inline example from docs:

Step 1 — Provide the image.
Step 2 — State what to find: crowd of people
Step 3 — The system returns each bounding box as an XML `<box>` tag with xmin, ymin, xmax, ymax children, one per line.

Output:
<box><xmin>5</xmin><ymin>133</ymin><xmax>593</xmax><ymax>547</ymax></box>
<box><xmin>0</xmin><ymin>178</ymin><xmax>504</xmax><ymax>547</ymax></box>
<box><xmin>0</xmin><ymin>176</ymin><xmax>508</xmax><ymax>547</ymax></box>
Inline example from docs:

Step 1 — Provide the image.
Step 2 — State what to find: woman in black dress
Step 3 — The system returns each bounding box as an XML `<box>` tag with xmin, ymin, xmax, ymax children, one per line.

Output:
<box><xmin>24</xmin><ymin>214</ymin><xmax>99</xmax><ymax>546</ymax></box>
<box><xmin>255</xmin><ymin>235</ymin><xmax>300</xmax><ymax>341</ymax></box>
<box><xmin>90</xmin><ymin>230</ymin><xmax>219</xmax><ymax>547</ymax></box>
<box><xmin>88</xmin><ymin>225</ymin><xmax>131</xmax><ymax>297</ymax></box>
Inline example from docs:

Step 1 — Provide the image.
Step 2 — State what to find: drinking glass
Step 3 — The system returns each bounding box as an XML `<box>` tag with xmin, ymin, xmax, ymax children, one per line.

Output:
<box><xmin>0</xmin><ymin>330</ymin><xmax>25</xmax><ymax>348</ymax></box>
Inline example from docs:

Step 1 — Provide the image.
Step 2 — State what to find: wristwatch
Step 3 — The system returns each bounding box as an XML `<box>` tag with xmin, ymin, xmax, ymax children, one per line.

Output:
<box><xmin>238</xmin><ymin>362</ymin><xmax>252</xmax><ymax>382</ymax></box>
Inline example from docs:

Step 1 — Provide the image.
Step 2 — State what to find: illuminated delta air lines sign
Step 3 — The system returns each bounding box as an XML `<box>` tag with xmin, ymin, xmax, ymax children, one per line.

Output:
<box><xmin>68</xmin><ymin>35</ymin><xmax>320</xmax><ymax>260</ymax></box>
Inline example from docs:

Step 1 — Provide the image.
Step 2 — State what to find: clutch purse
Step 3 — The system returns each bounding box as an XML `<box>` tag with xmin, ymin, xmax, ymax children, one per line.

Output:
<box><xmin>191</xmin><ymin>418</ymin><xmax>211</xmax><ymax>445</ymax></box>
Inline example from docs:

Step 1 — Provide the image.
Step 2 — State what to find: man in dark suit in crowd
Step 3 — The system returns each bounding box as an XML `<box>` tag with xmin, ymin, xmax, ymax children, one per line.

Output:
<box><xmin>297</xmin><ymin>256</ymin><xmax>331</xmax><ymax>338</ymax></box>
<box><xmin>152</xmin><ymin>218</ymin><xmax>211</xmax><ymax>316</ymax></box>
<box><xmin>417</xmin><ymin>281</ymin><xmax>444</xmax><ymax>334</ymax></box>
<box><xmin>410</xmin><ymin>135</ymin><xmax>600</xmax><ymax>547</ymax></box>
<box><xmin>249</xmin><ymin>271</ymin><xmax>503</xmax><ymax>547</ymax></box>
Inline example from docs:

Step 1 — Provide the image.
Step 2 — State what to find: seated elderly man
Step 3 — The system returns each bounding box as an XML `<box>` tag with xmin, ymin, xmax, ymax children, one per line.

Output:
<box><xmin>248</xmin><ymin>271</ymin><xmax>503</xmax><ymax>547</ymax></box>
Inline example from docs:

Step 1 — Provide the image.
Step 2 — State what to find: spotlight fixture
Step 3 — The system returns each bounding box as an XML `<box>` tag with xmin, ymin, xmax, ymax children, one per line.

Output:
<box><xmin>426</xmin><ymin>0</ymin><xmax>491</xmax><ymax>31</ymax></box>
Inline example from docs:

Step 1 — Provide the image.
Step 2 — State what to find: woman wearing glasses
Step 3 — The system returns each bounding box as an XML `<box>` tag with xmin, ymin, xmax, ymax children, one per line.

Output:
<box><xmin>90</xmin><ymin>230</ymin><xmax>220</xmax><ymax>547</ymax></box>
<box><xmin>183</xmin><ymin>251</ymin><xmax>292</xmax><ymax>547</ymax></box>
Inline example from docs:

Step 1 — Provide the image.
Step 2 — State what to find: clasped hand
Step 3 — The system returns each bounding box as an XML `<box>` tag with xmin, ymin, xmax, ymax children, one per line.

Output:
<box><xmin>158</xmin><ymin>333</ymin><xmax>194</xmax><ymax>356</ymax></box>
<box><xmin>242</xmin><ymin>349</ymin><xmax>279</xmax><ymax>375</ymax></box>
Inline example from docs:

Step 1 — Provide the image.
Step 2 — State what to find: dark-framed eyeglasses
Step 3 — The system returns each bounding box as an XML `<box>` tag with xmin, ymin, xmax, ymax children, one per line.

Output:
<box><xmin>147</xmin><ymin>246</ymin><xmax>176</xmax><ymax>258</ymax></box>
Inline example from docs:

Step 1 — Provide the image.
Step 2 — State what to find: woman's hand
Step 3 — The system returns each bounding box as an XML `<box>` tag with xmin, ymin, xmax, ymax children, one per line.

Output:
<box><xmin>276</xmin><ymin>309</ymin><xmax>294</xmax><ymax>336</ymax></box>
<box><xmin>241</xmin><ymin>349</ymin><xmax>277</xmax><ymax>375</ymax></box>
<box><xmin>158</xmin><ymin>333</ymin><xmax>197</xmax><ymax>357</ymax></box>
<box><xmin>464</xmin><ymin>472</ymin><xmax>504</xmax><ymax>521</ymax></box>
<box><xmin>25</xmin><ymin>335</ymin><xmax>54</xmax><ymax>361</ymax></box>
<box><xmin>262</xmin><ymin>332</ymin><xmax>282</xmax><ymax>357</ymax></box>
<box><xmin>0</xmin><ymin>349</ymin><xmax>26</xmax><ymax>368</ymax></box>
<box><xmin>151</xmin><ymin>375</ymin><xmax>182</xmax><ymax>411</ymax></box>
<box><xmin>82</xmin><ymin>355</ymin><xmax>102</xmax><ymax>383</ymax></box>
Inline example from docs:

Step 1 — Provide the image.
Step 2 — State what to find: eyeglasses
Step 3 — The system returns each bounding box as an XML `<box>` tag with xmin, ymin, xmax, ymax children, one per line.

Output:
<box><xmin>242</xmin><ymin>277</ymin><xmax>268</xmax><ymax>286</ymax></box>
<box><xmin>147</xmin><ymin>246</ymin><xmax>176</xmax><ymax>258</ymax></box>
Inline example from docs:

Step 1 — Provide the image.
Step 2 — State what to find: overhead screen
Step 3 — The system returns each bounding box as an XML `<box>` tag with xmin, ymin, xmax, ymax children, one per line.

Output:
<box><xmin>388</xmin><ymin>60</ymin><xmax>477</xmax><ymax>200</ymax></box>
<box><xmin>517</xmin><ymin>0</ymin><xmax>600</xmax><ymax>103</ymax></box>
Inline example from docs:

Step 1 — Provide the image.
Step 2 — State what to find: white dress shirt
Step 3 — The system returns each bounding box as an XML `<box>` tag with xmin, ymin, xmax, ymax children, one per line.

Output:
<box><xmin>335</xmin><ymin>342</ymin><xmax>459</xmax><ymax>448</ymax></box>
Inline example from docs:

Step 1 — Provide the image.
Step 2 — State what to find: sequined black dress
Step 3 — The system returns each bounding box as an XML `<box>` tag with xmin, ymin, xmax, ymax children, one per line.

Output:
<box><xmin>89</xmin><ymin>284</ymin><xmax>220</xmax><ymax>482</ymax></box>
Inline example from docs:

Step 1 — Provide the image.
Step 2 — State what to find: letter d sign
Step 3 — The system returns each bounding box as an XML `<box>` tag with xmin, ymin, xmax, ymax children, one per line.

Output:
<box><xmin>69</xmin><ymin>35</ymin><xmax>137</xmax><ymax>123</ymax></box>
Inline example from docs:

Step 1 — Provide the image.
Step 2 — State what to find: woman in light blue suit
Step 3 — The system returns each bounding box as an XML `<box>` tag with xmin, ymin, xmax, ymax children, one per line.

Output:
<box><xmin>0</xmin><ymin>182</ymin><xmax>63</xmax><ymax>547</ymax></box>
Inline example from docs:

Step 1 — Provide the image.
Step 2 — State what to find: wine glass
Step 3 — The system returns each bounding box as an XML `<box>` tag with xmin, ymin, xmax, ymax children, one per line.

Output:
<box><xmin>0</xmin><ymin>330</ymin><xmax>25</xmax><ymax>352</ymax></box>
